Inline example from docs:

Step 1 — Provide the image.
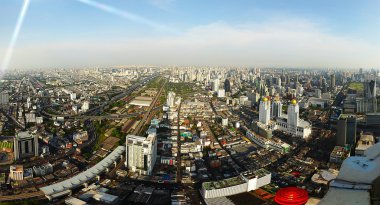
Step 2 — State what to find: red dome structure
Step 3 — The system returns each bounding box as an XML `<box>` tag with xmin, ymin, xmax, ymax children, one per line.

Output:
<box><xmin>274</xmin><ymin>187</ymin><xmax>309</xmax><ymax>205</ymax></box>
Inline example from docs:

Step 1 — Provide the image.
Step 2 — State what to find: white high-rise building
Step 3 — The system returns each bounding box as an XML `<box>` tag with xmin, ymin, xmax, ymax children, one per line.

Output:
<box><xmin>82</xmin><ymin>101</ymin><xmax>90</xmax><ymax>112</ymax></box>
<box><xmin>70</xmin><ymin>92</ymin><xmax>76</xmax><ymax>101</ymax></box>
<box><xmin>217</xmin><ymin>89</ymin><xmax>225</xmax><ymax>98</ymax></box>
<box><xmin>125</xmin><ymin>134</ymin><xmax>157</xmax><ymax>175</ymax></box>
<box><xmin>167</xmin><ymin>92</ymin><xmax>176</xmax><ymax>107</ymax></box>
<box><xmin>287</xmin><ymin>99</ymin><xmax>299</xmax><ymax>136</ymax></box>
<box><xmin>212</xmin><ymin>78</ymin><xmax>220</xmax><ymax>92</ymax></box>
<box><xmin>259</xmin><ymin>97</ymin><xmax>271</xmax><ymax>125</ymax></box>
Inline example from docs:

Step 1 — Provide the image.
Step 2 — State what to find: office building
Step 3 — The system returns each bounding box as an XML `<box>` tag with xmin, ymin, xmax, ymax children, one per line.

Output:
<box><xmin>167</xmin><ymin>92</ymin><xmax>176</xmax><ymax>107</ymax></box>
<box><xmin>217</xmin><ymin>89</ymin><xmax>225</xmax><ymax>98</ymax></box>
<box><xmin>0</xmin><ymin>91</ymin><xmax>9</xmax><ymax>105</ymax></box>
<box><xmin>255</xmin><ymin>99</ymin><xmax>311</xmax><ymax>138</ymax></box>
<box><xmin>287</xmin><ymin>99</ymin><xmax>299</xmax><ymax>136</ymax></box>
<box><xmin>14</xmin><ymin>131</ymin><xmax>39</xmax><ymax>160</ymax></box>
<box><xmin>271</xmin><ymin>100</ymin><xmax>282</xmax><ymax>118</ymax></box>
<box><xmin>336</xmin><ymin>114</ymin><xmax>357</xmax><ymax>147</ymax></box>
<box><xmin>259</xmin><ymin>97</ymin><xmax>271</xmax><ymax>125</ymax></box>
<box><xmin>212</xmin><ymin>78</ymin><xmax>220</xmax><ymax>92</ymax></box>
<box><xmin>330</xmin><ymin>74</ymin><xmax>336</xmax><ymax>89</ymax></box>
<box><xmin>82</xmin><ymin>101</ymin><xmax>90</xmax><ymax>112</ymax></box>
<box><xmin>356</xmin><ymin>80</ymin><xmax>377</xmax><ymax>113</ymax></box>
<box><xmin>224</xmin><ymin>79</ymin><xmax>231</xmax><ymax>92</ymax></box>
<box><xmin>70</xmin><ymin>92</ymin><xmax>76</xmax><ymax>101</ymax></box>
<box><xmin>125</xmin><ymin>134</ymin><xmax>157</xmax><ymax>175</ymax></box>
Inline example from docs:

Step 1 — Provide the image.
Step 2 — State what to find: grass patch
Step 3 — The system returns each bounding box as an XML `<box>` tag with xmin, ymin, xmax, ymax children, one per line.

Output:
<box><xmin>348</xmin><ymin>82</ymin><xmax>364</xmax><ymax>91</ymax></box>
<box><xmin>166</xmin><ymin>82</ymin><xmax>198</xmax><ymax>96</ymax></box>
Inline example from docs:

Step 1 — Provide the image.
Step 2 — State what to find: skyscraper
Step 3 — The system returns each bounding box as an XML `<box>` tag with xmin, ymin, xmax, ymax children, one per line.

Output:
<box><xmin>0</xmin><ymin>91</ymin><xmax>9</xmax><ymax>105</ymax></box>
<box><xmin>224</xmin><ymin>79</ymin><xmax>231</xmax><ymax>93</ymax></box>
<box><xmin>330</xmin><ymin>74</ymin><xmax>336</xmax><ymax>89</ymax></box>
<box><xmin>336</xmin><ymin>114</ymin><xmax>357</xmax><ymax>147</ymax></box>
<box><xmin>287</xmin><ymin>99</ymin><xmax>299</xmax><ymax>136</ymax></box>
<box><xmin>212</xmin><ymin>78</ymin><xmax>220</xmax><ymax>92</ymax></box>
<box><xmin>167</xmin><ymin>91</ymin><xmax>176</xmax><ymax>107</ymax></box>
<box><xmin>125</xmin><ymin>134</ymin><xmax>157</xmax><ymax>175</ymax></box>
<box><xmin>366</xmin><ymin>80</ymin><xmax>377</xmax><ymax>112</ymax></box>
<box><xmin>14</xmin><ymin>131</ymin><xmax>39</xmax><ymax>160</ymax></box>
<box><xmin>271</xmin><ymin>100</ymin><xmax>282</xmax><ymax>118</ymax></box>
<box><xmin>259</xmin><ymin>97</ymin><xmax>271</xmax><ymax>125</ymax></box>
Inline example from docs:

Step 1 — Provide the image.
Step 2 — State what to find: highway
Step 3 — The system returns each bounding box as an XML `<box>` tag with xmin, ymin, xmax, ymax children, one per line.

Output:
<box><xmin>37</xmin><ymin>74</ymin><xmax>158</xmax><ymax>120</ymax></box>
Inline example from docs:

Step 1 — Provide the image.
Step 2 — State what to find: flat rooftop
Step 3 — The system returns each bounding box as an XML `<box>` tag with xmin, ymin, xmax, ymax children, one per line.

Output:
<box><xmin>203</xmin><ymin>176</ymin><xmax>245</xmax><ymax>190</ymax></box>
<box><xmin>16</xmin><ymin>131</ymin><xmax>34</xmax><ymax>139</ymax></box>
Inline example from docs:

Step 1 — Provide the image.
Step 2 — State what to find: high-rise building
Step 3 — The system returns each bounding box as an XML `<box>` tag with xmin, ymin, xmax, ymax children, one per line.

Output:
<box><xmin>14</xmin><ymin>131</ymin><xmax>39</xmax><ymax>160</ymax></box>
<box><xmin>125</xmin><ymin>134</ymin><xmax>157</xmax><ymax>175</ymax></box>
<box><xmin>336</xmin><ymin>114</ymin><xmax>357</xmax><ymax>147</ymax></box>
<box><xmin>271</xmin><ymin>100</ymin><xmax>282</xmax><ymax>118</ymax></box>
<box><xmin>70</xmin><ymin>92</ymin><xmax>76</xmax><ymax>101</ymax></box>
<box><xmin>224</xmin><ymin>79</ymin><xmax>231</xmax><ymax>93</ymax></box>
<box><xmin>330</xmin><ymin>74</ymin><xmax>336</xmax><ymax>89</ymax></box>
<box><xmin>356</xmin><ymin>80</ymin><xmax>377</xmax><ymax>113</ymax></box>
<box><xmin>0</xmin><ymin>91</ymin><xmax>9</xmax><ymax>105</ymax></box>
<box><xmin>367</xmin><ymin>80</ymin><xmax>377</xmax><ymax>112</ymax></box>
<box><xmin>167</xmin><ymin>92</ymin><xmax>176</xmax><ymax>107</ymax></box>
<box><xmin>212</xmin><ymin>78</ymin><xmax>220</xmax><ymax>92</ymax></box>
<box><xmin>217</xmin><ymin>89</ymin><xmax>225</xmax><ymax>98</ymax></box>
<box><xmin>259</xmin><ymin>97</ymin><xmax>271</xmax><ymax>125</ymax></box>
<box><xmin>82</xmin><ymin>101</ymin><xmax>90</xmax><ymax>112</ymax></box>
<box><xmin>287</xmin><ymin>99</ymin><xmax>299</xmax><ymax>136</ymax></box>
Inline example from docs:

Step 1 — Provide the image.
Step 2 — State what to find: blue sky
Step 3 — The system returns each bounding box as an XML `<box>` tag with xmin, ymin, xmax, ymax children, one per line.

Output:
<box><xmin>1</xmin><ymin>0</ymin><xmax>379</xmax><ymax>69</ymax></box>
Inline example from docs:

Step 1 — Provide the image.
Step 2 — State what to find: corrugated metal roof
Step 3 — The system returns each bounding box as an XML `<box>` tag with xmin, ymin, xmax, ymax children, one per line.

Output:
<box><xmin>40</xmin><ymin>146</ymin><xmax>125</xmax><ymax>196</ymax></box>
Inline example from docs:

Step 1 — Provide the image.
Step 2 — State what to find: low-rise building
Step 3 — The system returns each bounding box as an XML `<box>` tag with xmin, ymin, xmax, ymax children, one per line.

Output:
<box><xmin>201</xmin><ymin>169</ymin><xmax>271</xmax><ymax>199</ymax></box>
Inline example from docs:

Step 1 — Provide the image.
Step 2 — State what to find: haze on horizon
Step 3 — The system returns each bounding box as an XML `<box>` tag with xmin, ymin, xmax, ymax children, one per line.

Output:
<box><xmin>0</xmin><ymin>0</ymin><xmax>380</xmax><ymax>69</ymax></box>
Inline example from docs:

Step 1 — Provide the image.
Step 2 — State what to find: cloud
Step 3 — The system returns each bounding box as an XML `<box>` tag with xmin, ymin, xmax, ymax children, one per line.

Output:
<box><xmin>7</xmin><ymin>19</ymin><xmax>380</xmax><ymax>69</ymax></box>
<box><xmin>75</xmin><ymin>0</ymin><xmax>174</xmax><ymax>32</ymax></box>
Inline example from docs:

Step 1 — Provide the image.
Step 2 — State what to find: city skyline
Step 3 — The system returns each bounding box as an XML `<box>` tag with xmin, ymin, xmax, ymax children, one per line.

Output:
<box><xmin>0</xmin><ymin>0</ymin><xmax>380</xmax><ymax>69</ymax></box>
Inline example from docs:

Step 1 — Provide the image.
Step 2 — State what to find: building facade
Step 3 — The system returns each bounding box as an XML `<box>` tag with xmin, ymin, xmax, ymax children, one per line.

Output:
<box><xmin>14</xmin><ymin>131</ymin><xmax>39</xmax><ymax>160</ymax></box>
<box><xmin>336</xmin><ymin>114</ymin><xmax>357</xmax><ymax>147</ymax></box>
<box><xmin>287</xmin><ymin>99</ymin><xmax>299</xmax><ymax>136</ymax></box>
<box><xmin>125</xmin><ymin>134</ymin><xmax>157</xmax><ymax>175</ymax></box>
<box><xmin>259</xmin><ymin>97</ymin><xmax>271</xmax><ymax>125</ymax></box>
<box><xmin>271</xmin><ymin>100</ymin><xmax>282</xmax><ymax>118</ymax></box>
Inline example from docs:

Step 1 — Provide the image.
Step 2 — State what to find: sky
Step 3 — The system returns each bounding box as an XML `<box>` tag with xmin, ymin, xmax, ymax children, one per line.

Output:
<box><xmin>0</xmin><ymin>0</ymin><xmax>380</xmax><ymax>69</ymax></box>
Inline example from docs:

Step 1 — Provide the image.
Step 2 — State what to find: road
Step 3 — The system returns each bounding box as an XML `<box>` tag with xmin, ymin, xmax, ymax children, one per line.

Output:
<box><xmin>176</xmin><ymin>101</ymin><xmax>182</xmax><ymax>183</ymax></box>
<box><xmin>133</xmin><ymin>78</ymin><xmax>167</xmax><ymax>135</ymax></box>
<box><xmin>37</xmin><ymin>74</ymin><xmax>158</xmax><ymax>120</ymax></box>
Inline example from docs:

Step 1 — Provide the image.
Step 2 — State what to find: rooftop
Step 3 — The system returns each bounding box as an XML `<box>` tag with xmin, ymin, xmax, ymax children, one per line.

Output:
<box><xmin>320</xmin><ymin>142</ymin><xmax>380</xmax><ymax>205</ymax></box>
<box><xmin>319</xmin><ymin>188</ymin><xmax>370</xmax><ymax>205</ymax></box>
<box><xmin>40</xmin><ymin>146</ymin><xmax>125</xmax><ymax>196</ymax></box>
<box><xmin>203</xmin><ymin>176</ymin><xmax>245</xmax><ymax>190</ymax></box>
<box><xmin>241</xmin><ymin>169</ymin><xmax>271</xmax><ymax>180</ymax></box>
<box><xmin>16</xmin><ymin>131</ymin><xmax>34</xmax><ymax>139</ymax></box>
<box><xmin>10</xmin><ymin>165</ymin><xmax>23</xmax><ymax>172</ymax></box>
